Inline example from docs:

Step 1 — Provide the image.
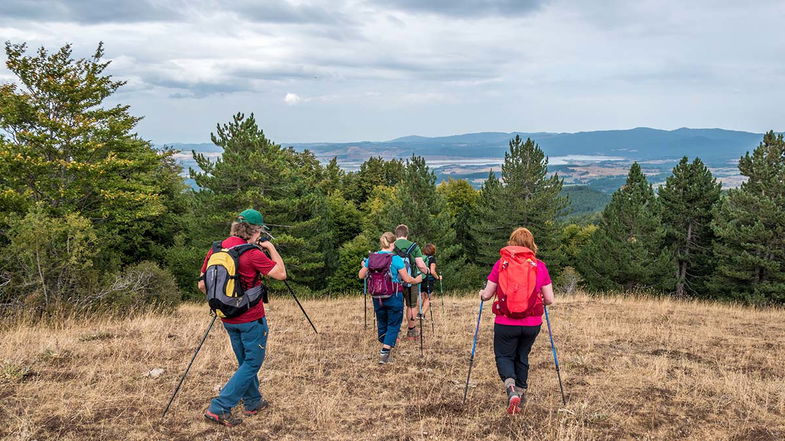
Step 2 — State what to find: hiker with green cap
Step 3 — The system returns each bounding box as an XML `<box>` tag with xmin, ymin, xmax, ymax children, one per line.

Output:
<box><xmin>197</xmin><ymin>209</ymin><xmax>287</xmax><ymax>427</ymax></box>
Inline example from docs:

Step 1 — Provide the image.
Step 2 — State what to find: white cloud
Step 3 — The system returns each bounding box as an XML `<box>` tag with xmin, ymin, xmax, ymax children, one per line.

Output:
<box><xmin>284</xmin><ymin>92</ymin><xmax>303</xmax><ymax>105</ymax></box>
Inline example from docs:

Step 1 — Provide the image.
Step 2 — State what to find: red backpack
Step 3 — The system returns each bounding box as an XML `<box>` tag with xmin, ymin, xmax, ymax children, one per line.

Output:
<box><xmin>492</xmin><ymin>246</ymin><xmax>543</xmax><ymax>319</ymax></box>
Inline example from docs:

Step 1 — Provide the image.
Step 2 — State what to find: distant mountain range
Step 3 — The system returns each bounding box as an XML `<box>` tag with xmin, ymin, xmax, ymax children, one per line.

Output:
<box><xmin>167</xmin><ymin>127</ymin><xmax>765</xmax><ymax>164</ymax></box>
<box><xmin>167</xmin><ymin>127</ymin><xmax>766</xmax><ymax>193</ymax></box>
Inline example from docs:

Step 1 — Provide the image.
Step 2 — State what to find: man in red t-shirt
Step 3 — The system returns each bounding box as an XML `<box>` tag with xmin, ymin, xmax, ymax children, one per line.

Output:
<box><xmin>199</xmin><ymin>209</ymin><xmax>287</xmax><ymax>427</ymax></box>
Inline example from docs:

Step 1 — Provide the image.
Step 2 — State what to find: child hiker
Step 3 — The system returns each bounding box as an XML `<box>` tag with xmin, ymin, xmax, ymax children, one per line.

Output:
<box><xmin>478</xmin><ymin>227</ymin><xmax>555</xmax><ymax>414</ymax></box>
<box><xmin>359</xmin><ymin>232</ymin><xmax>423</xmax><ymax>364</ymax></box>
<box><xmin>198</xmin><ymin>209</ymin><xmax>287</xmax><ymax>427</ymax></box>
<box><xmin>420</xmin><ymin>243</ymin><xmax>441</xmax><ymax>318</ymax></box>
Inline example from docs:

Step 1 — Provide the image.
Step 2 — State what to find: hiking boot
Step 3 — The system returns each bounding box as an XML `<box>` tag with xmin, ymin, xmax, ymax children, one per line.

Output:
<box><xmin>243</xmin><ymin>399</ymin><xmax>270</xmax><ymax>416</ymax></box>
<box><xmin>379</xmin><ymin>349</ymin><xmax>392</xmax><ymax>364</ymax></box>
<box><xmin>504</xmin><ymin>379</ymin><xmax>521</xmax><ymax>415</ymax></box>
<box><xmin>406</xmin><ymin>327</ymin><xmax>419</xmax><ymax>339</ymax></box>
<box><xmin>204</xmin><ymin>409</ymin><xmax>242</xmax><ymax>427</ymax></box>
<box><xmin>514</xmin><ymin>386</ymin><xmax>527</xmax><ymax>410</ymax></box>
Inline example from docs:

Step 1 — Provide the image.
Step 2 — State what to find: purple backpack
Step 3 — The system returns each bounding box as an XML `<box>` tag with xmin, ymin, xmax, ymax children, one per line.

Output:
<box><xmin>367</xmin><ymin>253</ymin><xmax>401</xmax><ymax>298</ymax></box>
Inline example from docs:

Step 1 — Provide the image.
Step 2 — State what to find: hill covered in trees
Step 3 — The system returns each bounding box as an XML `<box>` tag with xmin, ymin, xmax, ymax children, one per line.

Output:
<box><xmin>1</xmin><ymin>42</ymin><xmax>784</xmax><ymax>317</ymax></box>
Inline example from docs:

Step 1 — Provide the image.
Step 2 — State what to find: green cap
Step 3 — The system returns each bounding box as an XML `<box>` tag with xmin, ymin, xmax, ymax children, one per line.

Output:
<box><xmin>236</xmin><ymin>209</ymin><xmax>265</xmax><ymax>226</ymax></box>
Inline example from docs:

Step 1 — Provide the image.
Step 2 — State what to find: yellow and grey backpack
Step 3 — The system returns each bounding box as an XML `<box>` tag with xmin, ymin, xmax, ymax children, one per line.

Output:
<box><xmin>203</xmin><ymin>242</ymin><xmax>267</xmax><ymax>318</ymax></box>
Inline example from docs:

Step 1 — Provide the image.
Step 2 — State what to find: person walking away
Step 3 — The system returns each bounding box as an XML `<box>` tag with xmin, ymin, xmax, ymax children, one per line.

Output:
<box><xmin>393</xmin><ymin>224</ymin><xmax>430</xmax><ymax>340</ymax></box>
<box><xmin>477</xmin><ymin>227</ymin><xmax>554</xmax><ymax>414</ymax></box>
<box><xmin>420</xmin><ymin>243</ymin><xmax>442</xmax><ymax>318</ymax></box>
<box><xmin>197</xmin><ymin>209</ymin><xmax>287</xmax><ymax>427</ymax></box>
<box><xmin>359</xmin><ymin>232</ymin><xmax>423</xmax><ymax>363</ymax></box>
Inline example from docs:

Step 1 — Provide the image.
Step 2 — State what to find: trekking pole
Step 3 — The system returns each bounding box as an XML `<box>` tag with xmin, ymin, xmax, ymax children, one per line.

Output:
<box><xmin>283</xmin><ymin>280</ymin><xmax>318</xmax><ymax>334</ymax></box>
<box><xmin>418</xmin><ymin>285</ymin><xmax>424</xmax><ymax>356</ymax></box>
<box><xmin>429</xmin><ymin>295</ymin><xmax>435</xmax><ymax>334</ymax></box>
<box><xmin>544</xmin><ymin>305</ymin><xmax>567</xmax><ymax>406</ymax></box>
<box><xmin>463</xmin><ymin>299</ymin><xmax>484</xmax><ymax>404</ymax></box>
<box><xmin>363</xmin><ymin>277</ymin><xmax>367</xmax><ymax>330</ymax></box>
<box><xmin>162</xmin><ymin>314</ymin><xmax>217</xmax><ymax>420</ymax></box>
<box><xmin>439</xmin><ymin>276</ymin><xmax>445</xmax><ymax>312</ymax></box>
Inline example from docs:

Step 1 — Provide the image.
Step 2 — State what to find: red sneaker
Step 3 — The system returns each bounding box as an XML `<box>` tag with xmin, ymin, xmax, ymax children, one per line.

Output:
<box><xmin>507</xmin><ymin>395</ymin><xmax>521</xmax><ymax>414</ymax></box>
<box><xmin>243</xmin><ymin>400</ymin><xmax>270</xmax><ymax>416</ymax></box>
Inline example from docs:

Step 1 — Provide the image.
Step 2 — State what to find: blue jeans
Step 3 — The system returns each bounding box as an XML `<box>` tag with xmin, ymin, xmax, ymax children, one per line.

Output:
<box><xmin>209</xmin><ymin>317</ymin><xmax>268</xmax><ymax>414</ymax></box>
<box><xmin>373</xmin><ymin>292</ymin><xmax>404</xmax><ymax>347</ymax></box>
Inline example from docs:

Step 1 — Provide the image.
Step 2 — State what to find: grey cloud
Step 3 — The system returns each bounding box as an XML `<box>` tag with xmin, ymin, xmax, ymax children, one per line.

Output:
<box><xmin>374</xmin><ymin>0</ymin><xmax>547</xmax><ymax>17</ymax></box>
<box><xmin>0</xmin><ymin>0</ymin><xmax>181</xmax><ymax>24</ymax></box>
<box><xmin>227</xmin><ymin>0</ymin><xmax>355</xmax><ymax>26</ymax></box>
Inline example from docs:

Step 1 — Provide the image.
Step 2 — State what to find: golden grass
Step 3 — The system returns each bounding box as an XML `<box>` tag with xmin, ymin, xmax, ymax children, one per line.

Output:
<box><xmin>1</xmin><ymin>293</ymin><xmax>784</xmax><ymax>441</ymax></box>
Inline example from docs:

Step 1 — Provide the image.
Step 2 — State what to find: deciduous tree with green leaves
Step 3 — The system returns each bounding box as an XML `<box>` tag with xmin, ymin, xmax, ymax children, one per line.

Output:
<box><xmin>710</xmin><ymin>131</ymin><xmax>785</xmax><ymax>304</ymax></box>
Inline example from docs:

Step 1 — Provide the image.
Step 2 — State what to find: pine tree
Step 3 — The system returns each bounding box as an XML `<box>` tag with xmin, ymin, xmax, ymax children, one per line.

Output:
<box><xmin>659</xmin><ymin>157</ymin><xmax>721</xmax><ymax>297</ymax></box>
<box><xmin>471</xmin><ymin>136</ymin><xmax>567</xmax><ymax>267</ymax></box>
<box><xmin>577</xmin><ymin>163</ymin><xmax>671</xmax><ymax>291</ymax></box>
<box><xmin>710</xmin><ymin>131</ymin><xmax>785</xmax><ymax>304</ymax></box>
<box><xmin>373</xmin><ymin>156</ymin><xmax>461</xmax><ymax>285</ymax></box>
<box><xmin>190</xmin><ymin>113</ymin><xmax>330</xmax><ymax>289</ymax></box>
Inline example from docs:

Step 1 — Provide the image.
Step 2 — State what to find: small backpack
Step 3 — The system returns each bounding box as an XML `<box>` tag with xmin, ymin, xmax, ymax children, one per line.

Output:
<box><xmin>394</xmin><ymin>242</ymin><xmax>419</xmax><ymax>287</ymax></box>
<box><xmin>367</xmin><ymin>252</ymin><xmax>401</xmax><ymax>298</ymax></box>
<box><xmin>492</xmin><ymin>246</ymin><xmax>543</xmax><ymax>319</ymax></box>
<box><xmin>204</xmin><ymin>242</ymin><xmax>267</xmax><ymax>318</ymax></box>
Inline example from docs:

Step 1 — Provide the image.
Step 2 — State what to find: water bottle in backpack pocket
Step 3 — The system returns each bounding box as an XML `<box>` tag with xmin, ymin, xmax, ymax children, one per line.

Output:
<box><xmin>367</xmin><ymin>253</ymin><xmax>401</xmax><ymax>298</ymax></box>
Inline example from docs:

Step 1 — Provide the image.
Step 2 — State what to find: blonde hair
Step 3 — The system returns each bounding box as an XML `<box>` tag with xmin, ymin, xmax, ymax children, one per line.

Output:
<box><xmin>508</xmin><ymin>227</ymin><xmax>538</xmax><ymax>253</ymax></box>
<box><xmin>230</xmin><ymin>221</ymin><xmax>261</xmax><ymax>241</ymax></box>
<box><xmin>380</xmin><ymin>232</ymin><xmax>396</xmax><ymax>249</ymax></box>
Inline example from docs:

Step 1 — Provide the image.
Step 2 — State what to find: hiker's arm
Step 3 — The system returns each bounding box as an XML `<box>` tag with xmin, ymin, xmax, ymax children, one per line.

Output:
<box><xmin>479</xmin><ymin>281</ymin><xmax>497</xmax><ymax>301</ymax></box>
<box><xmin>414</xmin><ymin>256</ymin><xmax>429</xmax><ymax>274</ymax></box>
<box><xmin>429</xmin><ymin>262</ymin><xmax>440</xmax><ymax>280</ymax></box>
<box><xmin>398</xmin><ymin>269</ymin><xmax>423</xmax><ymax>285</ymax></box>
<box><xmin>358</xmin><ymin>266</ymin><xmax>368</xmax><ymax>279</ymax></box>
<box><xmin>258</xmin><ymin>241</ymin><xmax>287</xmax><ymax>281</ymax></box>
<box><xmin>542</xmin><ymin>283</ymin><xmax>554</xmax><ymax>305</ymax></box>
<box><xmin>198</xmin><ymin>274</ymin><xmax>206</xmax><ymax>293</ymax></box>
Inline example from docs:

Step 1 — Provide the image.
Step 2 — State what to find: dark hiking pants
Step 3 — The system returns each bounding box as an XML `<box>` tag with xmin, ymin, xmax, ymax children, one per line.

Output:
<box><xmin>493</xmin><ymin>323</ymin><xmax>541</xmax><ymax>389</ymax></box>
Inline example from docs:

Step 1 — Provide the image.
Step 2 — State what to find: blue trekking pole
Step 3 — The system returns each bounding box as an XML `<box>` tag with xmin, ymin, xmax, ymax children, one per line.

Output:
<box><xmin>418</xmin><ymin>284</ymin><xmax>424</xmax><ymax>356</ymax></box>
<box><xmin>463</xmin><ymin>299</ymin><xmax>484</xmax><ymax>404</ymax></box>
<box><xmin>363</xmin><ymin>277</ymin><xmax>367</xmax><ymax>330</ymax></box>
<box><xmin>544</xmin><ymin>305</ymin><xmax>567</xmax><ymax>406</ymax></box>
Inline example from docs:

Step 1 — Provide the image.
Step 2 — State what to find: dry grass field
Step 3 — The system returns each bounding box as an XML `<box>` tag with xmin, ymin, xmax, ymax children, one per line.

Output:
<box><xmin>2</xmin><ymin>293</ymin><xmax>784</xmax><ymax>441</ymax></box>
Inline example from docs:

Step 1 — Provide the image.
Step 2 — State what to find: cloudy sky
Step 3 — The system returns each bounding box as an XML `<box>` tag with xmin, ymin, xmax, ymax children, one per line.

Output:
<box><xmin>1</xmin><ymin>0</ymin><xmax>783</xmax><ymax>143</ymax></box>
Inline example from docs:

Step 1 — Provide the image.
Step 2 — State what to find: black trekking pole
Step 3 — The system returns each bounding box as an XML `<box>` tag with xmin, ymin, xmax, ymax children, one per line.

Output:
<box><xmin>162</xmin><ymin>314</ymin><xmax>217</xmax><ymax>420</ymax></box>
<box><xmin>463</xmin><ymin>299</ymin><xmax>484</xmax><ymax>404</ymax></box>
<box><xmin>544</xmin><ymin>305</ymin><xmax>567</xmax><ymax>406</ymax></box>
<box><xmin>284</xmin><ymin>279</ymin><xmax>318</xmax><ymax>334</ymax></box>
<box><xmin>429</xmin><ymin>295</ymin><xmax>435</xmax><ymax>334</ymax></box>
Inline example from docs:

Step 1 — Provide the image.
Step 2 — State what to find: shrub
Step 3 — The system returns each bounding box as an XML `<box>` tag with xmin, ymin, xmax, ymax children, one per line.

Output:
<box><xmin>97</xmin><ymin>261</ymin><xmax>181</xmax><ymax>313</ymax></box>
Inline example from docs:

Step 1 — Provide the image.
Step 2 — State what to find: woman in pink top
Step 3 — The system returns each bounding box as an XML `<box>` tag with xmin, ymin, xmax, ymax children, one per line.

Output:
<box><xmin>478</xmin><ymin>227</ymin><xmax>555</xmax><ymax>414</ymax></box>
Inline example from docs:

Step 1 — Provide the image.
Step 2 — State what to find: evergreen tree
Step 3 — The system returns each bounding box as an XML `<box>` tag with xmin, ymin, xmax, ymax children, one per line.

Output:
<box><xmin>190</xmin><ymin>113</ymin><xmax>330</xmax><ymax>289</ymax></box>
<box><xmin>373</xmin><ymin>156</ymin><xmax>461</xmax><ymax>285</ymax></box>
<box><xmin>471</xmin><ymin>136</ymin><xmax>567</xmax><ymax>267</ymax></box>
<box><xmin>710</xmin><ymin>131</ymin><xmax>785</xmax><ymax>304</ymax></box>
<box><xmin>659</xmin><ymin>157</ymin><xmax>721</xmax><ymax>297</ymax></box>
<box><xmin>577</xmin><ymin>163</ymin><xmax>671</xmax><ymax>291</ymax></box>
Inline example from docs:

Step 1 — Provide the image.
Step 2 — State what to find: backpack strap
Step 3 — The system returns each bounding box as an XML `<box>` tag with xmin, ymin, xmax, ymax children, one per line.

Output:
<box><xmin>211</xmin><ymin>241</ymin><xmax>223</xmax><ymax>253</ymax></box>
<box><xmin>226</xmin><ymin>243</ymin><xmax>261</xmax><ymax>258</ymax></box>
